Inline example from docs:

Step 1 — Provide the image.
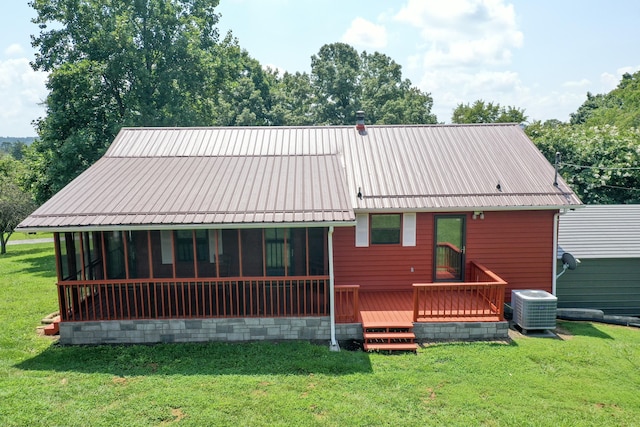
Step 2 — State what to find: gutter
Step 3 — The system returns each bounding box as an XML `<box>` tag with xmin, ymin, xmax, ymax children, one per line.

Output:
<box><xmin>16</xmin><ymin>220</ymin><xmax>357</xmax><ymax>234</ymax></box>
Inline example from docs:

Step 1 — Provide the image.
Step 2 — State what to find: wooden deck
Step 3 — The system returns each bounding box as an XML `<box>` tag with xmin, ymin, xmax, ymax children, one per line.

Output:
<box><xmin>352</xmin><ymin>290</ymin><xmax>503</xmax><ymax>326</ymax></box>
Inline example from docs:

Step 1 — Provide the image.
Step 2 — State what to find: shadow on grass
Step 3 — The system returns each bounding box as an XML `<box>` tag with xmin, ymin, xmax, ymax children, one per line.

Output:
<box><xmin>1</xmin><ymin>245</ymin><xmax>56</xmax><ymax>278</ymax></box>
<box><xmin>557</xmin><ymin>320</ymin><xmax>614</xmax><ymax>340</ymax></box>
<box><xmin>16</xmin><ymin>340</ymin><xmax>374</xmax><ymax>377</ymax></box>
<box><xmin>422</xmin><ymin>339</ymin><xmax>518</xmax><ymax>349</ymax></box>
<box><xmin>11</xmin><ymin>254</ymin><xmax>56</xmax><ymax>277</ymax></box>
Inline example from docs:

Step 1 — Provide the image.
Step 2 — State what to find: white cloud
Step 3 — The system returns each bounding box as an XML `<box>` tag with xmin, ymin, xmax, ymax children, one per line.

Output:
<box><xmin>395</xmin><ymin>0</ymin><xmax>522</xmax><ymax>68</ymax></box>
<box><xmin>420</xmin><ymin>69</ymin><xmax>525</xmax><ymax>121</ymax></box>
<box><xmin>0</xmin><ymin>57</ymin><xmax>47</xmax><ymax>136</ymax></box>
<box><xmin>4</xmin><ymin>43</ymin><xmax>25</xmax><ymax>57</ymax></box>
<box><xmin>562</xmin><ymin>78</ymin><xmax>591</xmax><ymax>88</ymax></box>
<box><xmin>341</xmin><ymin>17</ymin><xmax>388</xmax><ymax>49</ymax></box>
<box><xmin>600</xmin><ymin>72</ymin><xmax>618</xmax><ymax>90</ymax></box>
<box><xmin>600</xmin><ymin>65</ymin><xmax>640</xmax><ymax>91</ymax></box>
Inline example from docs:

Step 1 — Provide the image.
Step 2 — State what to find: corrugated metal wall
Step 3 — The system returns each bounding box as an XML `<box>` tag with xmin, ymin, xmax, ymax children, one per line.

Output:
<box><xmin>556</xmin><ymin>258</ymin><xmax>640</xmax><ymax>316</ymax></box>
<box><xmin>333</xmin><ymin>210</ymin><xmax>556</xmax><ymax>299</ymax></box>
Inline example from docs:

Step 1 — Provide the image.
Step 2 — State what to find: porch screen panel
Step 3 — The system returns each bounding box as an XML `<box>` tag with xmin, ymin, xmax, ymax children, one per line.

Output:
<box><xmin>220</xmin><ymin>230</ymin><xmax>239</xmax><ymax>277</ymax></box>
<box><xmin>308</xmin><ymin>228</ymin><xmax>327</xmax><ymax>275</ymax></box>
<box><xmin>175</xmin><ymin>230</ymin><xmax>195</xmax><ymax>278</ymax></box>
<box><xmin>265</xmin><ymin>228</ymin><xmax>285</xmax><ymax>276</ymax></box>
<box><xmin>104</xmin><ymin>231</ymin><xmax>126</xmax><ymax>279</ymax></box>
<box><xmin>289</xmin><ymin>228</ymin><xmax>307</xmax><ymax>276</ymax></box>
<box><xmin>73</xmin><ymin>233</ymin><xmax>83</xmax><ymax>279</ymax></box>
<box><xmin>197</xmin><ymin>230</ymin><xmax>217</xmax><ymax>277</ymax></box>
<box><xmin>58</xmin><ymin>233</ymin><xmax>71</xmax><ymax>280</ymax></box>
<box><xmin>150</xmin><ymin>231</ymin><xmax>173</xmax><ymax>278</ymax></box>
<box><xmin>83</xmin><ymin>232</ymin><xmax>104</xmax><ymax>280</ymax></box>
<box><xmin>241</xmin><ymin>229</ymin><xmax>263</xmax><ymax>276</ymax></box>
<box><xmin>127</xmin><ymin>231</ymin><xmax>150</xmax><ymax>279</ymax></box>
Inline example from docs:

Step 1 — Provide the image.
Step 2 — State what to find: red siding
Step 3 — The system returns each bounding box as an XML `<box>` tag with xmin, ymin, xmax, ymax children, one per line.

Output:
<box><xmin>333</xmin><ymin>210</ymin><xmax>557</xmax><ymax>299</ymax></box>
<box><xmin>333</xmin><ymin>213</ymin><xmax>433</xmax><ymax>291</ymax></box>
<box><xmin>466</xmin><ymin>210</ymin><xmax>556</xmax><ymax>301</ymax></box>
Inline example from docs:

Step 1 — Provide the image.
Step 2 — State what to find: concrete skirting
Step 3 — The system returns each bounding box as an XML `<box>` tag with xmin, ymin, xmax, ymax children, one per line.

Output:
<box><xmin>336</xmin><ymin>321</ymin><xmax>508</xmax><ymax>342</ymax></box>
<box><xmin>413</xmin><ymin>321</ymin><xmax>509</xmax><ymax>341</ymax></box>
<box><xmin>59</xmin><ymin>318</ymin><xmax>508</xmax><ymax>345</ymax></box>
<box><xmin>59</xmin><ymin>317</ymin><xmax>331</xmax><ymax>345</ymax></box>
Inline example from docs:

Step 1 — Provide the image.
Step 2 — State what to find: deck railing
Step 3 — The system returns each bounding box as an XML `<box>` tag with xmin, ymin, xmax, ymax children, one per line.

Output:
<box><xmin>436</xmin><ymin>242</ymin><xmax>462</xmax><ymax>277</ymax></box>
<box><xmin>58</xmin><ymin>276</ymin><xmax>329</xmax><ymax>322</ymax></box>
<box><xmin>334</xmin><ymin>285</ymin><xmax>360</xmax><ymax>323</ymax></box>
<box><xmin>413</xmin><ymin>261</ymin><xmax>506</xmax><ymax>322</ymax></box>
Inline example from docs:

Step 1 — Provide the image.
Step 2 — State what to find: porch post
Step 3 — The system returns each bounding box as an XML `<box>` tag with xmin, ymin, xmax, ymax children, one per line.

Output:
<box><xmin>328</xmin><ymin>226</ymin><xmax>339</xmax><ymax>351</ymax></box>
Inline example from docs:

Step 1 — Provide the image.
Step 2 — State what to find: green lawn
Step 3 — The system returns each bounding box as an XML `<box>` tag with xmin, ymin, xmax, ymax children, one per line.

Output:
<box><xmin>7</xmin><ymin>231</ymin><xmax>54</xmax><ymax>242</ymax></box>
<box><xmin>1</xmin><ymin>243</ymin><xmax>639</xmax><ymax>426</ymax></box>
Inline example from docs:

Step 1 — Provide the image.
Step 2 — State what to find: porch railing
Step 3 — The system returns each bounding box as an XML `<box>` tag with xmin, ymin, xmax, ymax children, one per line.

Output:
<box><xmin>334</xmin><ymin>285</ymin><xmax>360</xmax><ymax>323</ymax></box>
<box><xmin>58</xmin><ymin>276</ymin><xmax>329</xmax><ymax>322</ymax></box>
<box><xmin>413</xmin><ymin>261</ymin><xmax>506</xmax><ymax>322</ymax></box>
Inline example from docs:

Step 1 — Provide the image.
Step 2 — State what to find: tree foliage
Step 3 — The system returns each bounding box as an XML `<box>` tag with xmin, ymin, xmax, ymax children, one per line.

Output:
<box><xmin>451</xmin><ymin>100</ymin><xmax>527</xmax><ymax>124</ymax></box>
<box><xmin>0</xmin><ymin>155</ymin><xmax>37</xmax><ymax>254</ymax></box>
<box><xmin>570</xmin><ymin>71</ymin><xmax>640</xmax><ymax>128</ymax></box>
<box><xmin>28</xmin><ymin>0</ymin><xmax>239</xmax><ymax>202</ymax></box>
<box><xmin>526</xmin><ymin>122</ymin><xmax>640</xmax><ymax>204</ymax></box>
<box><xmin>526</xmin><ymin>71</ymin><xmax>640</xmax><ymax>205</ymax></box>
<box><xmin>308</xmin><ymin>43</ymin><xmax>437</xmax><ymax>125</ymax></box>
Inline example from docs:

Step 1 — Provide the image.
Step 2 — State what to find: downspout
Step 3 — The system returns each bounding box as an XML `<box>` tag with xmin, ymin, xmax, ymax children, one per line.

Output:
<box><xmin>328</xmin><ymin>226</ymin><xmax>340</xmax><ymax>351</ymax></box>
<box><xmin>552</xmin><ymin>210</ymin><xmax>567</xmax><ymax>295</ymax></box>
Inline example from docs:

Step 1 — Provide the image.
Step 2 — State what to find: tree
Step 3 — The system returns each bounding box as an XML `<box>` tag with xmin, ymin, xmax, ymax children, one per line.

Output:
<box><xmin>359</xmin><ymin>51</ymin><xmax>436</xmax><ymax>124</ymax></box>
<box><xmin>571</xmin><ymin>71</ymin><xmax>640</xmax><ymax>128</ymax></box>
<box><xmin>310</xmin><ymin>43</ymin><xmax>362</xmax><ymax>125</ymax></box>
<box><xmin>308</xmin><ymin>43</ymin><xmax>437</xmax><ymax>125</ymax></box>
<box><xmin>451</xmin><ymin>100</ymin><xmax>527</xmax><ymax>124</ymax></box>
<box><xmin>269</xmin><ymin>71</ymin><xmax>315</xmax><ymax>126</ymax></box>
<box><xmin>28</xmin><ymin>0</ymin><xmax>230</xmax><ymax>202</ymax></box>
<box><xmin>212</xmin><ymin>35</ymin><xmax>276</xmax><ymax>126</ymax></box>
<box><xmin>0</xmin><ymin>155</ymin><xmax>36</xmax><ymax>254</ymax></box>
<box><xmin>526</xmin><ymin>121</ymin><xmax>640</xmax><ymax>204</ymax></box>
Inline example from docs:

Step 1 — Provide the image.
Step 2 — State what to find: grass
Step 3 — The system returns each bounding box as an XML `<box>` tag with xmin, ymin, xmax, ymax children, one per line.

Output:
<box><xmin>1</xmin><ymin>243</ymin><xmax>640</xmax><ymax>426</ymax></box>
<box><xmin>7</xmin><ymin>231</ymin><xmax>54</xmax><ymax>242</ymax></box>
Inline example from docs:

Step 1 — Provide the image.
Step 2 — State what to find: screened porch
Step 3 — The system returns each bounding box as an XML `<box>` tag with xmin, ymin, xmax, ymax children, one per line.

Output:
<box><xmin>54</xmin><ymin>228</ymin><xmax>330</xmax><ymax>322</ymax></box>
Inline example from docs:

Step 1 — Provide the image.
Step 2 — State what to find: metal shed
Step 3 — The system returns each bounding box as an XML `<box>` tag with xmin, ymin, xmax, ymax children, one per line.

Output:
<box><xmin>557</xmin><ymin>205</ymin><xmax>640</xmax><ymax>316</ymax></box>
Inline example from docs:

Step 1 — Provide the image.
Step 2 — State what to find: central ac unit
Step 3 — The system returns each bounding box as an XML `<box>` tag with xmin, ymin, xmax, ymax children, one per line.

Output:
<box><xmin>511</xmin><ymin>290</ymin><xmax>557</xmax><ymax>331</ymax></box>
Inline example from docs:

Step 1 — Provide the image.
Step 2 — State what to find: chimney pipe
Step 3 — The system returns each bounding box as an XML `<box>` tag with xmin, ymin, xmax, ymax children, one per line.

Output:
<box><xmin>356</xmin><ymin>110</ymin><xmax>365</xmax><ymax>131</ymax></box>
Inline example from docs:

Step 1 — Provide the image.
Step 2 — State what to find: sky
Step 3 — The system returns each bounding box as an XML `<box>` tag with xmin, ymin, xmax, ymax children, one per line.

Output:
<box><xmin>1</xmin><ymin>0</ymin><xmax>639</xmax><ymax>137</ymax></box>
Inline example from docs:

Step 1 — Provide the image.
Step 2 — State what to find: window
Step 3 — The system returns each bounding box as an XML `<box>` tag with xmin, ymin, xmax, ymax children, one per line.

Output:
<box><xmin>370</xmin><ymin>214</ymin><xmax>401</xmax><ymax>244</ymax></box>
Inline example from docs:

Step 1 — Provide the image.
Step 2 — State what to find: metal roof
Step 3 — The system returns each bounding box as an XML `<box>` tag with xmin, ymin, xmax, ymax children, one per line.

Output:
<box><xmin>558</xmin><ymin>205</ymin><xmax>640</xmax><ymax>259</ymax></box>
<box><xmin>19</xmin><ymin>124</ymin><xmax>582</xmax><ymax>231</ymax></box>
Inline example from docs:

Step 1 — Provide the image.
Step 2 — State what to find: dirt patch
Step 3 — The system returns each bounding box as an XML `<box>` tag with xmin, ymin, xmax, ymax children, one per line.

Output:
<box><xmin>112</xmin><ymin>377</ymin><xmax>128</xmax><ymax>385</ymax></box>
<box><xmin>508</xmin><ymin>321</ymin><xmax>568</xmax><ymax>340</ymax></box>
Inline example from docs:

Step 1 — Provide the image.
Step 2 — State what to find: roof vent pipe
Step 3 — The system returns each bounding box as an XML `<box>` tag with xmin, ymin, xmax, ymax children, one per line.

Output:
<box><xmin>356</xmin><ymin>110</ymin><xmax>365</xmax><ymax>131</ymax></box>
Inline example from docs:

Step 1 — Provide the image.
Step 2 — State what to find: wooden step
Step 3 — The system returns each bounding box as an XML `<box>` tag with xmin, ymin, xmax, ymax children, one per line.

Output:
<box><xmin>364</xmin><ymin>342</ymin><xmax>419</xmax><ymax>352</ymax></box>
<box><xmin>363</xmin><ymin>332</ymin><xmax>416</xmax><ymax>340</ymax></box>
<box><xmin>362</xmin><ymin>322</ymin><xmax>414</xmax><ymax>330</ymax></box>
<box><xmin>43</xmin><ymin>315</ymin><xmax>61</xmax><ymax>336</ymax></box>
<box><xmin>43</xmin><ymin>322</ymin><xmax>59</xmax><ymax>336</ymax></box>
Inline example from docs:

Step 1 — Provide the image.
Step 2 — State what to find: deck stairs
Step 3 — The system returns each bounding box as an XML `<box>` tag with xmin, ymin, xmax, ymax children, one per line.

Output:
<box><xmin>362</xmin><ymin>321</ymin><xmax>418</xmax><ymax>352</ymax></box>
<box><xmin>42</xmin><ymin>315</ymin><xmax>61</xmax><ymax>336</ymax></box>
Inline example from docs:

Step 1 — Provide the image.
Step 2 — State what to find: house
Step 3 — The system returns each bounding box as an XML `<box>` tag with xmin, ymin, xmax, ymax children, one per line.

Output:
<box><xmin>557</xmin><ymin>205</ymin><xmax>640</xmax><ymax>316</ymax></box>
<box><xmin>18</xmin><ymin>122</ymin><xmax>582</xmax><ymax>349</ymax></box>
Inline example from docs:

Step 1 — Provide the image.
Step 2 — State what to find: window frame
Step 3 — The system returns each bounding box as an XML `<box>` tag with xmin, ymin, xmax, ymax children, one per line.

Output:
<box><xmin>370</xmin><ymin>213</ymin><xmax>402</xmax><ymax>245</ymax></box>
